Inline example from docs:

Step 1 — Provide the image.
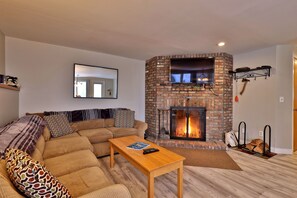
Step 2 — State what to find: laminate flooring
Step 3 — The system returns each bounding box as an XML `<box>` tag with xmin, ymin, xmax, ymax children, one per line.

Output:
<box><xmin>97</xmin><ymin>150</ymin><xmax>297</xmax><ymax>198</ymax></box>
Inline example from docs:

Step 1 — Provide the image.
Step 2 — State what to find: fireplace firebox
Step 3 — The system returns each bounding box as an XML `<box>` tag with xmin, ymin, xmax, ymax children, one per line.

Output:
<box><xmin>170</xmin><ymin>106</ymin><xmax>206</xmax><ymax>141</ymax></box>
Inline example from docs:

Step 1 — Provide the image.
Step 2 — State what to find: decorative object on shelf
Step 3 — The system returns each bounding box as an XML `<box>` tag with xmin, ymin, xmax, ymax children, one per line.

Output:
<box><xmin>0</xmin><ymin>74</ymin><xmax>4</xmax><ymax>83</ymax></box>
<box><xmin>5</xmin><ymin>75</ymin><xmax>20</xmax><ymax>88</ymax></box>
<box><xmin>229</xmin><ymin>65</ymin><xmax>272</xmax><ymax>81</ymax></box>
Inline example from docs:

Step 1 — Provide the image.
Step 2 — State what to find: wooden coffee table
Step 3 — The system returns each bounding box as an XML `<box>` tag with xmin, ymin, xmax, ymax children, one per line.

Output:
<box><xmin>109</xmin><ymin>136</ymin><xmax>185</xmax><ymax>198</ymax></box>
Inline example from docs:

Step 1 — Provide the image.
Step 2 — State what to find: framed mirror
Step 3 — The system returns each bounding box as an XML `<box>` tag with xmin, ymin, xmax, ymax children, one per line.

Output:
<box><xmin>73</xmin><ymin>63</ymin><xmax>118</xmax><ymax>99</ymax></box>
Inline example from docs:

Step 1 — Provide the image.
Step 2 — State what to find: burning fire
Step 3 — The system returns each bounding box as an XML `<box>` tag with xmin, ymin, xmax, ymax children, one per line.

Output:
<box><xmin>177</xmin><ymin>117</ymin><xmax>201</xmax><ymax>138</ymax></box>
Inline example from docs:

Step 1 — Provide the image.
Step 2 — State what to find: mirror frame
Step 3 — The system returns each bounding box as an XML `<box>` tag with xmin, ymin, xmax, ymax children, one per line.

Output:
<box><xmin>73</xmin><ymin>63</ymin><xmax>119</xmax><ymax>99</ymax></box>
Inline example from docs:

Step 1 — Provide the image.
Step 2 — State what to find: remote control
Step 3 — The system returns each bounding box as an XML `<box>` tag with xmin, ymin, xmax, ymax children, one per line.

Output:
<box><xmin>143</xmin><ymin>148</ymin><xmax>159</xmax><ymax>155</ymax></box>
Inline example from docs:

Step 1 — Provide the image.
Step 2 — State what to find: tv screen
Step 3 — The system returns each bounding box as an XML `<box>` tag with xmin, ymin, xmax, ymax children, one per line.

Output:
<box><xmin>170</xmin><ymin>58</ymin><xmax>215</xmax><ymax>84</ymax></box>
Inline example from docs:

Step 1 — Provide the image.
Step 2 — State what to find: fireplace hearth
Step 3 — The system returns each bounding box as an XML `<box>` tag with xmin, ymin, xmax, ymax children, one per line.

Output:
<box><xmin>170</xmin><ymin>106</ymin><xmax>206</xmax><ymax>141</ymax></box>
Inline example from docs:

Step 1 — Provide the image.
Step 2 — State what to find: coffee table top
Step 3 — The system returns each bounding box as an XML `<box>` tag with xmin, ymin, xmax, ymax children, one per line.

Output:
<box><xmin>109</xmin><ymin>136</ymin><xmax>185</xmax><ymax>172</ymax></box>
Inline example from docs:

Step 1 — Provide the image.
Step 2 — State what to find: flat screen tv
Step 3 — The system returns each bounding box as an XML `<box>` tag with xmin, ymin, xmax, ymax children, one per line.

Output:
<box><xmin>170</xmin><ymin>58</ymin><xmax>215</xmax><ymax>84</ymax></box>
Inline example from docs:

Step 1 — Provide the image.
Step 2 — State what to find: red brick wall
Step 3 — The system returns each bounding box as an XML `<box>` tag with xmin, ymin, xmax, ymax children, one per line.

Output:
<box><xmin>145</xmin><ymin>53</ymin><xmax>233</xmax><ymax>141</ymax></box>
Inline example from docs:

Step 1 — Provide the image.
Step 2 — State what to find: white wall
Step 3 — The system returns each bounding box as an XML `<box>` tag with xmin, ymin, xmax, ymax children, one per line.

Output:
<box><xmin>5</xmin><ymin>37</ymin><xmax>145</xmax><ymax>120</ymax></box>
<box><xmin>234</xmin><ymin>45</ymin><xmax>294</xmax><ymax>153</ymax></box>
<box><xmin>0</xmin><ymin>30</ymin><xmax>4</xmax><ymax>74</ymax></box>
<box><xmin>275</xmin><ymin>45</ymin><xmax>294</xmax><ymax>153</ymax></box>
<box><xmin>0</xmin><ymin>88</ymin><xmax>19</xmax><ymax>126</ymax></box>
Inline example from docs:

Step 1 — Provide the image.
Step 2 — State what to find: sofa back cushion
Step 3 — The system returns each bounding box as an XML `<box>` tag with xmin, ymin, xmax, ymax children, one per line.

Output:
<box><xmin>71</xmin><ymin>119</ymin><xmax>105</xmax><ymax>131</ymax></box>
<box><xmin>104</xmin><ymin>118</ymin><xmax>115</xmax><ymax>127</ymax></box>
<box><xmin>30</xmin><ymin>135</ymin><xmax>45</xmax><ymax>163</ymax></box>
<box><xmin>0</xmin><ymin>115</ymin><xmax>45</xmax><ymax>159</ymax></box>
<box><xmin>43</xmin><ymin>126</ymin><xmax>51</xmax><ymax>141</ymax></box>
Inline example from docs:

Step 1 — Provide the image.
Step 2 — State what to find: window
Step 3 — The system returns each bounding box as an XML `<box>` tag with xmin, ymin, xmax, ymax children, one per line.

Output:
<box><xmin>94</xmin><ymin>83</ymin><xmax>103</xmax><ymax>97</ymax></box>
<box><xmin>182</xmin><ymin>73</ymin><xmax>191</xmax><ymax>83</ymax></box>
<box><xmin>171</xmin><ymin>74</ymin><xmax>181</xmax><ymax>83</ymax></box>
<box><xmin>75</xmin><ymin>81</ymin><xmax>86</xmax><ymax>97</ymax></box>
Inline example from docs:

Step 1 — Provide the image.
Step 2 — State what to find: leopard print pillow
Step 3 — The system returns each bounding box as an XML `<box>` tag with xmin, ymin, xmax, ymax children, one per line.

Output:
<box><xmin>5</xmin><ymin>148</ymin><xmax>72</xmax><ymax>198</ymax></box>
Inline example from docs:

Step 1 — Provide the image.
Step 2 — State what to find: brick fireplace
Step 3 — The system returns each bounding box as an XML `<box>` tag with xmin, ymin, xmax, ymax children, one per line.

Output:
<box><xmin>145</xmin><ymin>53</ymin><xmax>233</xmax><ymax>142</ymax></box>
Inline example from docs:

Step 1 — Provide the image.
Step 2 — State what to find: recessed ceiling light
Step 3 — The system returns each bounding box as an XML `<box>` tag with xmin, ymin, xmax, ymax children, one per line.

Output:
<box><xmin>217</xmin><ymin>42</ymin><xmax>225</xmax><ymax>47</ymax></box>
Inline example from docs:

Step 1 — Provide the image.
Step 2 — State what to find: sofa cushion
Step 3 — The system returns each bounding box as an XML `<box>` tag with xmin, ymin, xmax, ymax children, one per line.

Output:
<box><xmin>44</xmin><ymin>150</ymin><xmax>100</xmax><ymax>177</ymax></box>
<box><xmin>104</xmin><ymin>118</ymin><xmax>115</xmax><ymax>127</ymax></box>
<box><xmin>115</xmin><ymin>110</ymin><xmax>135</xmax><ymax>128</ymax></box>
<box><xmin>78</xmin><ymin>184</ymin><xmax>132</xmax><ymax>198</ymax></box>
<box><xmin>31</xmin><ymin>148</ymin><xmax>44</xmax><ymax>163</ymax></box>
<box><xmin>58</xmin><ymin>167</ymin><xmax>112</xmax><ymax>197</ymax></box>
<box><xmin>1</xmin><ymin>159</ymin><xmax>23</xmax><ymax>197</ymax></box>
<box><xmin>78</xmin><ymin>128</ymin><xmax>113</xmax><ymax>144</ymax></box>
<box><xmin>71</xmin><ymin>119</ymin><xmax>105</xmax><ymax>131</ymax></box>
<box><xmin>52</xmin><ymin>132</ymin><xmax>80</xmax><ymax>140</ymax></box>
<box><xmin>35</xmin><ymin>135</ymin><xmax>45</xmax><ymax>154</ymax></box>
<box><xmin>44</xmin><ymin>114</ymin><xmax>73</xmax><ymax>138</ymax></box>
<box><xmin>0</xmin><ymin>160</ymin><xmax>12</xmax><ymax>184</ymax></box>
<box><xmin>107</xmin><ymin>127</ymin><xmax>138</xmax><ymax>138</ymax></box>
<box><xmin>43</xmin><ymin>136</ymin><xmax>93</xmax><ymax>159</ymax></box>
<box><xmin>5</xmin><ymin>149</ymin><xmax>71</xmax><ymax>198</ymax></box>
<box><xmin>43</xmin><ymin>126</ymin><xmax>51</xmax><ymax>141</ymax></box>
<box><xmin>0</xmin><ymin>174</ymin><xmax>24</xmax><ymax>198</ymax></box>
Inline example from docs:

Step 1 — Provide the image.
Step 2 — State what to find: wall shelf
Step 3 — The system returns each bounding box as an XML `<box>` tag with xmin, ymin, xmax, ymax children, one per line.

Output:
<box><xmin>0</xmin><ymin>84</ymin><xmax>20</xmax><ymax>91</ymax></box>
<box><xmin>229</xmin><ymin>66</ymin><xmax>271</xmax><ymax>81</ymax></box>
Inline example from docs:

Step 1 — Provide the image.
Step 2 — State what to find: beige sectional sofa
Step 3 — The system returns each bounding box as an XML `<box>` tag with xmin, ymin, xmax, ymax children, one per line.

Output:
<box><xmin>0</xmin><ymin>114</ymin><xmax>148</xmax><ymax>197</ymax></box>
<box><xmin>69</xmin><ymin>118</ymin><xmax>147</xmax><ymax>157</ymax></box>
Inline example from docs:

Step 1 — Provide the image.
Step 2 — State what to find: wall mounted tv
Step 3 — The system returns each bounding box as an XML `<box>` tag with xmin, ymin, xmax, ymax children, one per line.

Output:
<box><xmin>170</xmin><ymin>58</ymin><xmax>215</xmax><ymax>84</ymax></box>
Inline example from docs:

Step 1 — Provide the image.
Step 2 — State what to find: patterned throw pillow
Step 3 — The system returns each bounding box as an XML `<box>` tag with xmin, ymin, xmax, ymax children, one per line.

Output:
<box><xmin>115</xmin><ymin>110</ymin><xmax>135</xmax><ymax>128</ymax></box>
<box><xmin>5</xmin><ymin>148</ymin><xmax>72</xmax><ymax>198</ymax></box>
<box><xmin>44</xmin><ymin>114</ymin><xmax>73</xmax><ymax>138</ymax></box>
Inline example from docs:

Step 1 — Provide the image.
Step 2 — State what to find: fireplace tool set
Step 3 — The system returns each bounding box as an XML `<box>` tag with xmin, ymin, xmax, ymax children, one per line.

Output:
<box><xmin>237</xmin><ymin>121</ymin><xmax>273</xmax><ymax>157</ymax></box>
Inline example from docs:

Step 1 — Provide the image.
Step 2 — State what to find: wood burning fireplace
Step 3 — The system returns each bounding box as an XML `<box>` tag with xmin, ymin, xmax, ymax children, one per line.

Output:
<box><xmin>145</xmin><ymin>53</ymin><xmax>233</xmax><ymax>141</ymax></box>
<box><xmin>170</xmin><ymin>106</ymin><xmax>206</xmax><ymax>141</ymax></box>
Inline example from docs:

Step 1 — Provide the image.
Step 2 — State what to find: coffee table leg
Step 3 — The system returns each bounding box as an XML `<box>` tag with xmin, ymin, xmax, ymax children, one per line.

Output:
<box><xmin>148</xmin><ymin>173</ymin><xmax>154</xmax><ymax>198</ymax></box>
<box><xmin>177</xmin><ymin>164</ymin><xmax>183</xmax><ymax>198</ymax></box>
<box><xmin>110</xmin><ymin>144</ymin><xmax>114</xmax><ymax>168</ymax></box>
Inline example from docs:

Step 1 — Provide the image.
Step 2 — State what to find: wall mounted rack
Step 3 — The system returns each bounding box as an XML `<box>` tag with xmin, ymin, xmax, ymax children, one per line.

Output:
<box><xmin>229</xmin><ymin>65</ymin><xmax>271</xmax><ymax>81</ymax></box>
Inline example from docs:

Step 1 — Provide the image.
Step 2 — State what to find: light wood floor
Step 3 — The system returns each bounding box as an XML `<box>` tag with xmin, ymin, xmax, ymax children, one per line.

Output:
<box><xmin>98</xmin><ymin>150</ymin><xmax>297</xmax><ymax>198</ymax></box>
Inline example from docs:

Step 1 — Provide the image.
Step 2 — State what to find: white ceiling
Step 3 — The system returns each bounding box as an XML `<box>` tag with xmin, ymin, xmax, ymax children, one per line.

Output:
<box><xmin>0</xmin><ymin>0</ymin><xmax>297</xmax><ymax>60</ymax></box>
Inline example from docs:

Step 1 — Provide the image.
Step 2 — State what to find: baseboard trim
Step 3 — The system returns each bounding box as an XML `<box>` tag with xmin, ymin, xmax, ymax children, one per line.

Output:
<box><xmin>271</xmin><ymin>147</ymin><xmax>293</xmax><ymax>154</ymax></box>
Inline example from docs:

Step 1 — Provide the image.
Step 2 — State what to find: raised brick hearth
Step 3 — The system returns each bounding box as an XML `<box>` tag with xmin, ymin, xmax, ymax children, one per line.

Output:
<box><xmin>147</xmin><ymin>137</ymin><xmax>227</xmax><ymax>150</ymax></box>
<box><xmin>145</xmin><ymin>53</ymin><xmax>233</xmax><ymax>143</ymax></box>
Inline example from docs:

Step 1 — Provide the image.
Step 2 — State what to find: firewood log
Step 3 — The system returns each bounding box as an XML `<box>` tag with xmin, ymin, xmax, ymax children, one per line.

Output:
<box><xmin>253</xmin><ymin>142</ymin><xmax>269</xmax><ymax>154</ymax></box>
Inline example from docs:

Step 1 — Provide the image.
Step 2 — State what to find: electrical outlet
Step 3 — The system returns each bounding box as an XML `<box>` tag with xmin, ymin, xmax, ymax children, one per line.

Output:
<box><xmin>259</xmin><ymin>131</ymin><xmax>263</xmax><ymax>137</ymax></box>
<box><xmin>279</xmin><ymin>96</ymin><xmax>284</xmax><ymax>103</ymax></box>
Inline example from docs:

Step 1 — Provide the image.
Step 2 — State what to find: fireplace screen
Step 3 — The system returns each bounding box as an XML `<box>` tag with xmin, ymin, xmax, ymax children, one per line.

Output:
<box><xmin>170</xmin><ymin>107</ymin><xmax>206</xmax><ymax>141</ymax></box>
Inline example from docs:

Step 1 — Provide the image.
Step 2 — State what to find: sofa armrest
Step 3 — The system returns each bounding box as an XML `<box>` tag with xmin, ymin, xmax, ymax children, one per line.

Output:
<box><xmin>134</xmin><ymin>120</ymin><xmax>148</xmax><ymax>139</ymax></box>
<box><xmin>77</xmin><ymin>184</ymin><xmax>131</xmax><ymax>198</ymax></box>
